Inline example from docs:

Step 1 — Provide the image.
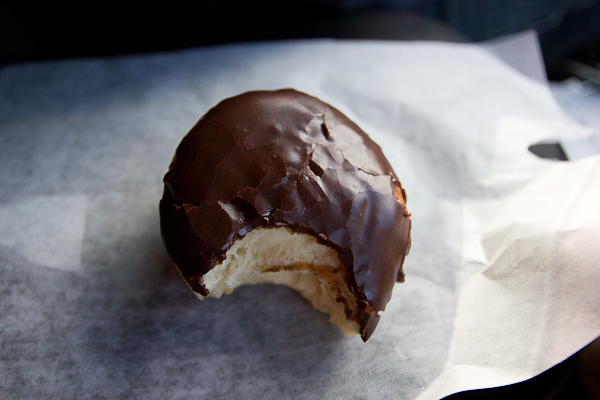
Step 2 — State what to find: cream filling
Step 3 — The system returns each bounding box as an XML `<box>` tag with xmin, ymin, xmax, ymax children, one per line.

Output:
<box><xmin>197</xmin><ymin>226</ymin><xmax>360</xmax><ymax>337</ymax></box>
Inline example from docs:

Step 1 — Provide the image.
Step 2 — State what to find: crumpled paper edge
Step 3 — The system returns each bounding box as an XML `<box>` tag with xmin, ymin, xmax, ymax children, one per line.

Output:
<box><xmin>418</xmin><ymin>155</ymin><xmax>600</xmax><ymax>399</ymax></box>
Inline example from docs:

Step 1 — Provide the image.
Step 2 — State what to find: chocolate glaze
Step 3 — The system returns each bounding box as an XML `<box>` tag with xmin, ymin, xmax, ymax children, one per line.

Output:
<box><xmin>160</xmin><ymin>89</ymin><xmax>411</xmax><ymax>341</ymax></box>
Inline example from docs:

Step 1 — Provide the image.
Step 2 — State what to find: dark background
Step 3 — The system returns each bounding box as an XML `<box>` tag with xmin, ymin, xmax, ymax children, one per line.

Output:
<box><xmin>1</xmin><ymin>0</ymin><xmax>600</xmax><ymax>77</ymax></box>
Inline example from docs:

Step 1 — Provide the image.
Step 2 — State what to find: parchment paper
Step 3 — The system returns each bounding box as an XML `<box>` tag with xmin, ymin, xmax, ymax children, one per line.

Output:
<box><xmin>1</xmin><ymin>38</ymin><xmax>599</xmax><ymax>399</ymax></box>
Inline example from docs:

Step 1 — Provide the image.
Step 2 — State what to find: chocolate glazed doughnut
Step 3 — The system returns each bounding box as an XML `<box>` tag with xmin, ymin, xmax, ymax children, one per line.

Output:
<box><xmin>160</xmin><ymin>89</ymin><xmax>411</xmax><ymax>341</ymax></box>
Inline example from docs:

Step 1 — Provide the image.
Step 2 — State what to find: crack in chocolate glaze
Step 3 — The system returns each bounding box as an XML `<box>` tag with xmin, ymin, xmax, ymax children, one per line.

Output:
<box><xmin>160</xmin><ymin>89</ymin><xmax>412</xmax><ymax>341</ymax></box>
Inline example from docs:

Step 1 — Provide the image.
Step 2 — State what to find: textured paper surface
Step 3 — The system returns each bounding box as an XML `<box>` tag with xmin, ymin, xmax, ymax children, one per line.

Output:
<box><xmin>1</xmin><ymin>39</ymin><xmax>598</xmax><ymax>399</ymax></box>
<box><xmin>419</xmin><ymin>155</ymin><xmax>600</xmax><ymax>399</ymax></box>
<box><xmin>552</xmin><ymin>78</ymin><xmax>600</xmax><ymax>160</ymax></box>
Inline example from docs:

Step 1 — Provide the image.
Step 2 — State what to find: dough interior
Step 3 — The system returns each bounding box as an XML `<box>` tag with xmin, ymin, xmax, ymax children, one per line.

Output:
<box><xmin>198</xmin><ymin>227</ymin><xmax>360</xmax><ymax>336</ymax></box>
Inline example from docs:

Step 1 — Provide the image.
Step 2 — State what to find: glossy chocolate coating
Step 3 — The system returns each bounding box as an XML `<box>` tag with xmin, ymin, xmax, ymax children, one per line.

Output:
<box><xmin>160</xmin><ymin>89</ymin><xmax>411</xmax><ymax>341</ymax></box>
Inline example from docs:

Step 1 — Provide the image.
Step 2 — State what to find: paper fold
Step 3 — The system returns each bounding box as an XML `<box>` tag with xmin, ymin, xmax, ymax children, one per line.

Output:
<box><xmin>419</xmin><ymin>156</ymin><xmax>600</xmax><ymax>399</ymax></box>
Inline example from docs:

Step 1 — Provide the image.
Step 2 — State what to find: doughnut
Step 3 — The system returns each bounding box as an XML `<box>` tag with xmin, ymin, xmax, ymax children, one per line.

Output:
<box><xmin>159</xmin><ymin>89</ymin><xmax>411</xmax><ymax>341</ymax></box>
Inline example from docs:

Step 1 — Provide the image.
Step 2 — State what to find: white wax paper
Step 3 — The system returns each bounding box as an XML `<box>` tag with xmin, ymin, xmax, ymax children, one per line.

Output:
<box><xmin>1</xmin><ymin>38</ymin><xmax>598</xmax><ymax>399</ymax></box>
